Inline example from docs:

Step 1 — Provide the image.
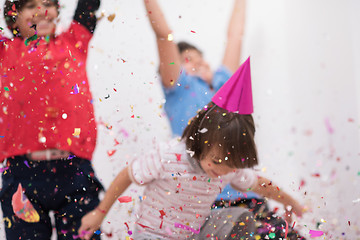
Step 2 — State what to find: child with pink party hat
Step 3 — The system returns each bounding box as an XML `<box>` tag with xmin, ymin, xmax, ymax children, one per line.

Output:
<box><xmin>78</xmin><ymin>58</ymin><xmax>305</xmax><ymax>240</ymax></box>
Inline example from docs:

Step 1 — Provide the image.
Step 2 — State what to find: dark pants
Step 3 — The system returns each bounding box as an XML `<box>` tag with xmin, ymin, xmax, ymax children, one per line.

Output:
<box><xmin>0</xmin><ymin>156</ymin><xmax>103</xmax><ymax>240</ymax></box>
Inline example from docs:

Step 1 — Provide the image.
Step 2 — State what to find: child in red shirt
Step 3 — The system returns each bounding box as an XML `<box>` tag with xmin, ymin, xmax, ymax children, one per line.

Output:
<box><xmin>0</xmin><ymin>0</ymin><xmax>102</xmax><ymax>239</ymax></box>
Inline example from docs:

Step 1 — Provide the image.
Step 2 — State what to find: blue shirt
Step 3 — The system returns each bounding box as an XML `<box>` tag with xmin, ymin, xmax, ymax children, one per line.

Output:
<box><xmin>163</xmin><ymin>66</ymin><xmax>232</xmax><ymax>136</ymax></box>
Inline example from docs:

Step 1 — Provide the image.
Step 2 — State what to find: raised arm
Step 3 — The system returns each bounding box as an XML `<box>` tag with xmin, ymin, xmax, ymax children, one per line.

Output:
<box><xmin>222</xmin><ymin>0</ymin><xmax>246</xmax><ymax>73</ymax></box>
<box><xmin>74</xmin><ymin>0</ymin><xmax>101</xmax><ymax>33</ymax></box>
<box><xmin>250</xmin><ymin>176</ymin><xmax>305</xmax><ymax>223</ymax></box>
<box><xmin>78</xmin><ymin>166</ymin><xmax>132</xmax><ymax>240</ymax></box>
<box><xmin>144</xmin><ymin>0</ymin><xmax>181</xmax><ymax>88</ymax></box>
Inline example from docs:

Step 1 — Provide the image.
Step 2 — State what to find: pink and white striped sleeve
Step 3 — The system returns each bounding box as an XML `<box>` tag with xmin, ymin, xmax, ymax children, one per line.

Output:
<box><xmin>128</xmin><ymin>147</ymin><xmax>165</xmax><ymax>185</ymax></box>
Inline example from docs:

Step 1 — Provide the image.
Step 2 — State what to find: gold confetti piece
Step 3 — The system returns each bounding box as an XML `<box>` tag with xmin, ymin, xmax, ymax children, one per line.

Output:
<box><xmin>107</xmin><ymin>13</ymin><xmax>116</xmax><ymax>22</ymax></box>
<box><xmin>67</xmin><ymin>138</ymin><xmax>72</xmax><ymax>146</ymax></box>
<box><xmin>72</xmin><ymin>128</ymin><xmax>81</xmax><ymax>136</ymax></box>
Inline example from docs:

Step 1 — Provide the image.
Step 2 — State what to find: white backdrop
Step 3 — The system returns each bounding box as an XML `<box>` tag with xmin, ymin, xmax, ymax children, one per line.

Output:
<box><xmin>1</xmin><ymin>0</ymin><xmax>359</xmax><ymax>239</ymax></box>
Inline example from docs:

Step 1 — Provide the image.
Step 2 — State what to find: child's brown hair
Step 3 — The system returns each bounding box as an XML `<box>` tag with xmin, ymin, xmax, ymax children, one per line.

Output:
<box><xmin>3</xmin><ymin>0</ymin><xmax>59</xmax><ymax>35</ymax></box>
<box><xmin>182</xmin><ymin>102</ymin><xmax>258</xmax><ymax>169</ymax></box>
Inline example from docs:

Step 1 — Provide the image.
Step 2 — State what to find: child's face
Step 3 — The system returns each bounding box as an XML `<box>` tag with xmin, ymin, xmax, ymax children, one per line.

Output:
<box><xmin>13</xmin><ymin>0</ymin><xmax>58</xmax><ymax>38</ymax></box>
<box><xmin>180</xmin><ymin>49</ymin><xmax>213</xmax><ymax>84</ymax></box>
<box><xmin>200</xmin><ymin>147</ymin><xmax>236</xmax><ymax>178</ymax></box>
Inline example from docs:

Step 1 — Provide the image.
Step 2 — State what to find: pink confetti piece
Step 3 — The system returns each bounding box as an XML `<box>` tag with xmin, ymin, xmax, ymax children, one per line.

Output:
<box><xmin>309</xmin><ymin>229</ymin><xmax>324</xmax><ymax>237</ymax></box>
<box><xmin>0</xmin><ymin>167</ymin><xmax>9</xmax><ymax>173</ymax></box>
<box><xmin>118</xmin><ymin>196</ymin><xmax>132</xmax><ymax>203</ymax></box>
<box><xmin>324</xmin><ymin>118</ymin><xmax>334</xmax><ymax>134</ymax></box>
<box><xmin>174</xmin><ymin>223</ymin><xmax>200</xmax><ymax>234</ymax></box>
<box><xmin>284</xmin><ymin>220</ymin><xmax>289</xmax><ymax>238</ymax></box>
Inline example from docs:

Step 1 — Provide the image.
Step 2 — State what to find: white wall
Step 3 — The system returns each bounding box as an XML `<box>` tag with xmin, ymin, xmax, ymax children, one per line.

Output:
<box><xmin>0</xmin><ymin>0</ymin><xmax>359</xmax><ymax>239</ymax></box>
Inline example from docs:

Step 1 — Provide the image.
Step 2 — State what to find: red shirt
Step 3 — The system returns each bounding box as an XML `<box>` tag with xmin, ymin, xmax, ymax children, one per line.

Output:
<box><xmin>0</xmin><ymin>21</ymin><xmax>97</xmax><ymax>161</ymax></box>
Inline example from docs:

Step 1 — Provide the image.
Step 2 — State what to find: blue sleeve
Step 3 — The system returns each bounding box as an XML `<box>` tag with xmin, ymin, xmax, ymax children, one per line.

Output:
<box><xmin>163</xmin><ymin>68</ymin><xmax>190</xmax><ymax>96</ymax></box>
<box><xmin>73</xmin><ymin>0</ymin><xmax>101</xmax><ymax>33</ymax></box>
<box><xmin>212</xmin><ymin>65</ymin><xmax>232</xmax><ymax>91</ymax></box>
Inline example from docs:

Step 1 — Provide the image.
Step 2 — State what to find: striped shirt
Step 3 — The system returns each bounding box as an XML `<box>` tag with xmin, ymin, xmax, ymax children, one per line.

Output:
<box><xmin>128</xmin><ymin>138</ymin><xmax>256</xmax><ymax>239</ymax></box>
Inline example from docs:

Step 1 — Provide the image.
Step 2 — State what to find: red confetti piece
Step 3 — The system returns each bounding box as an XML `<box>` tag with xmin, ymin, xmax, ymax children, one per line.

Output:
<box><xmin>175</xmin><ymin>153</ymin><xmax>181</xmax><ymax>161</ymax></box>
<box><xmin>107</xmin><ymin>150</ymin><xmax>116</xmax><ymax>157</ymax></box>
<box><xmin>131</xmin><ymin>115</ymin><xmax>134</xmax><ymax>118</ymax></box>
<box><xmin>118</xmin><ymin>196</ymin><xmax>132</xmax><ymax>203</ymax></box>
<box><xmin>135</xmin><ymin>222</ymin><xmax>154</xmax><ymax>230</ymax></box>
<box><xmin>193</xmin><ymin>176</ymin><xmax>197</xmax><ymax>181</ymax></box>
<box><xmin>190</xmin><ymin>30</ymin><xmax>196</xmax><ymax>33</ymax></box>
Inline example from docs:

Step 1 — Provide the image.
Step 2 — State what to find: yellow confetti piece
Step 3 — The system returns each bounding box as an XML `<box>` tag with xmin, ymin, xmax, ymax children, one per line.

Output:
<box><xmin>72</xmin><ymin>128</ymin><xmax>81</xmax><ymax>136</ymax></box>
<box><xmin>67</xmin><ymin>138</ymin><xmax>72</xmax><ymax>146</ymax></box>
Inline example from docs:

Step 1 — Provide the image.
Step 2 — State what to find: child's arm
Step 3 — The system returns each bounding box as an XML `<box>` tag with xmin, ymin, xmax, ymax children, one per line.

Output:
<box><xmin>222</xmin><ymin>0</ymin><xmax>246</xmax><ymax>73</ymax></box>
<box><xmin>249</xmin><ymin>176</ymin><xmax>305</xmax><ymax>223</ymax></box>
<box><xmin>144</xmin><ymin>0</ymin><xmax>181</xmax><ymax>88</ymax></box>
<box><xmin>74</xmin><ymin>0</ymin><xmax>101</xmax><ymax>33</ymax></box>
<box><xmin>78</xmin><ymin>166</ymin><xmax>132</xmax><ymax>240</ymax></box>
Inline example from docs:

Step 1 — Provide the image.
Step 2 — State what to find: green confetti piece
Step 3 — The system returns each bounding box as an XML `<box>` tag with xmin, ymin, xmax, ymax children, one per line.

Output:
<box><xmin>4</xmin><ymin>87</ymin><xmax>9</xmax><ymax>91</ymax></box>
<box><xmin>45</xmin><ymin>35</ymin><xmax>50</xmax><ymax>43</ymax></box>
<box><xmin>357</xmin><ymin>171</ymin><xmax>360</xmax><ymax>176</ymax></box>
<box><xmin>169</xmin><ymin>62</ymin><xmax>175</xmax><ymax>65</ymax></box>
<box><xmin>208</xmin><ymin>178</ymin><xmax>211</xmax><ymax>182</ymax></box>
<box><xmin>269</xmin><ymin>233</ymin><xmax>276</xmax><ymax>239</ymax></box>
<box><xmin>24</xmin><ymin>34</ymin><xmax>38</xmax><ymax>46</ymax></box>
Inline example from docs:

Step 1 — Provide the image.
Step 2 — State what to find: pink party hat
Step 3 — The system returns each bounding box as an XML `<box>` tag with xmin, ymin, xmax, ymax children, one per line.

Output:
<box><xmin>212</xmin><ymin>57</ymin><xmax>253</xmax><ymax>114</ymax></box>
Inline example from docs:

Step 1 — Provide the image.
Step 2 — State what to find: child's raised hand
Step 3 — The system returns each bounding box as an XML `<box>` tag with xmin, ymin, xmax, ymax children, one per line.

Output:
<box><xmin>78</xmin><ymin>209</ymin><xmax>106</xmax><ymax>240</ymax></box>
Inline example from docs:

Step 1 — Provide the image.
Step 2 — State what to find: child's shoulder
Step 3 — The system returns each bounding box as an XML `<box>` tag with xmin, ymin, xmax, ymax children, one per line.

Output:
<box><xmin>158</xmin><ymin>137</ymin><xmax>187</xmax><ymax>163</ymax></box>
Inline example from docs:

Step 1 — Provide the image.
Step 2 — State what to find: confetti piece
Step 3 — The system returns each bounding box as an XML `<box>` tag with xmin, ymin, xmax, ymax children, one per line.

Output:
<box><xmin>199</xmin><ymin>128</ymin><xmax>208</xmax><ymax>133</ymax></box>
<box><xmin>190</xmin><ymin>30</ymin><xmax>196</xmax><ymax>33</ymax></box>
<box><xmin>284</xmin><ymin>220</ymin><xmax>289</xmax><ymax>238</ymax></box>
<box><xmin>0</xmin><ymin>136</ymin><xmax>4</xmax><ymax>138</ymax></box>
<box><xmin>72</xmin><ymin>128</ymin><xmax>81</xmax><ymax>136</ymax></box>
<box><xmin>0</xmin><ymin>167</ymin><xmax>9</xmax><ymax>173</ymax></box>
<box><xmin>4</xmin><ymin>87</ymin><xmax>9</xmax><ymax>91</ymax></box>
<box><xmin>135</xmin><ymin>222</ymin><xmax>154</xmax><ymax>230</ymax></box>
<box><xmin>309</xmin><ymin>230</ymin><xmax>324</xmax><ymax>237</ymax></box>
<box><xmin>107</xmin><ymin>150</ymin><xmax>116</xmax><ymax>157</ymax></box>
<box><xmin>175</xmin><ymin>153</ymin><xmax>181</xmax><ymax>161</ymax></box>
<box><xmin>24</xmin><ymin>161</ymin><xmax>30</xmax><ymax>168</ymax></box>
<box><xmin>12</xmin><ymin>183</ymin><xmax>40</xmax><ymax>223</ymax></box>
<box><xmin>120</xmin><ymin>128</ymin><xmax>129</xmax><ymax>138</ymax></box>
<box><xmin>107</xmin><ymin>13</ymin><xmax>116</xmax><ymax>22</ymax></box>
<box><xmin>174</xmin><ymin>223</ymin><xmax>200</xmax><ymax>234</ymax></box>
<box><xmin>24</xmin><ymin>34</ymin><xmax>38</xmax><ymax>46</ymax></box>
<box><xmin>118</xmin><ymin>196</ymin><xmax>132</xmax><ymax>203</ymax></box>
<box><xmin>70</xmin><ymin>84</ymin><xmax>79</xmax><ymax>94</ymax></box>
<box><xmin>324</xmin><ymin>118</ymin><xmax>334</xmax><ymax>134</ymax></box>
<box><xmin>67</xmin><ymin>138</ymin><xmax>72</xmax><ymax>146</ymax></box>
